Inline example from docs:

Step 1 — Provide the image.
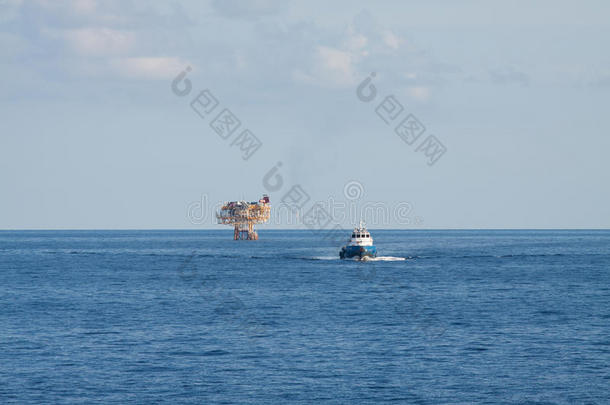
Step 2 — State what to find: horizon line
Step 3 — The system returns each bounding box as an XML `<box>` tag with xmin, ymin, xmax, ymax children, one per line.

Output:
<box><xmin>1</xmin><ymin>228</ymin><xmax>609</xmax><ymax>232</ymax></box>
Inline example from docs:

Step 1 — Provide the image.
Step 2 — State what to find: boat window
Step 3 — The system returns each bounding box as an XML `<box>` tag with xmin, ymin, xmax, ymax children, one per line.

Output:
<box><xmin>351</xmin><ymin>233</ymin><xmax>355</xmax><ymax>238</ymax></box>
<box><xmin>366</xmin><ymin>234</ymin><xmax>369</xmax><ymax>238</ymax></box>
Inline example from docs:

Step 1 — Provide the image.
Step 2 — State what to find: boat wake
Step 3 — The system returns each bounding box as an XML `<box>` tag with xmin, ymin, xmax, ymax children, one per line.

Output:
<box><xmin>368</xmin><ymin>256</ymin><xmax>406</xmax><ymax>261</ymax></box>
<box><xmin>335</xmin><ymin>255</ymin><xmax>407</xmax><ymax>262</ymax></box>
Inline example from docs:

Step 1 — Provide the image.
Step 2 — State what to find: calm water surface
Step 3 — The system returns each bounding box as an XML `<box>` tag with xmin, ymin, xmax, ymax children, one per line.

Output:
<box><xmin>0</xmin><ymin>230</ymin><xmax>608</xmax><ymax>404</ymax></box>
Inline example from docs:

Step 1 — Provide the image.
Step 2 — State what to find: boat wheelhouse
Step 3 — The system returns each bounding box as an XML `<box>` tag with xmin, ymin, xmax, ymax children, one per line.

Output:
<box><xmin>339</xmin><ymin>221</ymin><xmax>377</xmax><ymax>260</ymax></box>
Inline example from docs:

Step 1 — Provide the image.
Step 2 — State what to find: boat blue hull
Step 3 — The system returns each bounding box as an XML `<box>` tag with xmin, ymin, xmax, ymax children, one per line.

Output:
<box><xmin>340</xmin><ymin>245</ymin><xmax>377</xmax><ymax>259</ymax></box>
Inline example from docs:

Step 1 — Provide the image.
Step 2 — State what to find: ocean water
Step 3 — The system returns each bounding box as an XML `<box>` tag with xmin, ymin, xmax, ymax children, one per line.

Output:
<box><xmin>0</xmin><ymin>230</ymin><xmax>608</xmax><ymax>404</ymax></box>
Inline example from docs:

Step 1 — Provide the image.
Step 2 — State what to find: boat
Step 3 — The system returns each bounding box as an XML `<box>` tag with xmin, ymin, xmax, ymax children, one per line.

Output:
<box><xmin>339</xmin><ymin>221</ymin><xmax>377</xmax><ymax>260</ymax></box>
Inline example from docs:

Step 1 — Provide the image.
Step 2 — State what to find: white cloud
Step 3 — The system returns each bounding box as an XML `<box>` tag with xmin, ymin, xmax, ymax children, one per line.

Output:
<box><xmin>109</xmin><ymin>57</ymin><xmax>190</xmax><ymax>79</ymax></box>
<box><xmin>344</xmin><ymin>25</ymin><xmax>368</xmax><ymax>51</ymax></box>
<box><xmin>27</xmin><ymin>0</ymin><xmax>125</xmax><ymax>25</ymax></box>
<box><xmin>408</xmin><ymin>86</ymin><xmax>430</xmax><ymax>102</ymax></box>
<box><xmin>318</xmin><ymin>46</ymin><xmax>353</xmax><ymax>77</ymax></box>
<box><xmin>16</xmin><ymin>1</ymin><xmax>194</xmax><ymax>81</ymax></box>
<box><xmin>62</xmin><ymin>28</ymin><xmax>135</xmax><ymax>56</ymax></box>
<box><xmin>383</xmin><ymin>30</ymin><xmax>402</xmax><ymax>50</ymax></box>
<box><xmin>72</xmin><ymin>0</ymin><xmax>96</xmax><ymax>15</ymax></box>
<box><xmin>294</xmin><ymin>46</ymin><xmax>357</xmax><ymax>87</ymax></box>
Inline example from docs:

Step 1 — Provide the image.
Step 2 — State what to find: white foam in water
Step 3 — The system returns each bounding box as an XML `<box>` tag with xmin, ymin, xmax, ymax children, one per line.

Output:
<box><xmin>369</xmin><ymin>256</ymin><xmax>406</xmax><ymax>261</ymax></box>
<box><xmin>329</xmin><ymin>255</ymin><xmax>407</xmax><ymax>262</ymax></box>
<box><xmin>310</xmin><ymin>255</ymin><xmax>407</xmax><ymax>261</ymax></box>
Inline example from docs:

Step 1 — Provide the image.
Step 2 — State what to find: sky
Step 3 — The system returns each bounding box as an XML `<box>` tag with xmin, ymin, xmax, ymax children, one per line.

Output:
<box><xmin>1</xmin><ymin>0</ymin><xmax>609</xmax><ymax>229</ymax></box>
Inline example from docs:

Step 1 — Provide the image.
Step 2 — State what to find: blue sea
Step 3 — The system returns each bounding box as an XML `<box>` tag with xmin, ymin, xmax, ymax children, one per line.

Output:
<box><xmin>1</xmin><ymin>230</ymin><xmax>608</xmax><ymax>404</ymax></box>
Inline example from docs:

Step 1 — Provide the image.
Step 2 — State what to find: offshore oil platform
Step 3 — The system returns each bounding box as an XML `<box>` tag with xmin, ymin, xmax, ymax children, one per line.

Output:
<box><xmin>216</xmin><ymin>195</ymin><xmax>271</xmax><ymax>240</ymax></box>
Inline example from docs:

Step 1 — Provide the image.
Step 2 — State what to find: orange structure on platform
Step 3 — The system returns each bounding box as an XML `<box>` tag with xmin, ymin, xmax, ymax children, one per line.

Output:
<box><xmin>216</xmin><ymin>195</ymin><xmax>271</xmax><ymax>240</ymax></box>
